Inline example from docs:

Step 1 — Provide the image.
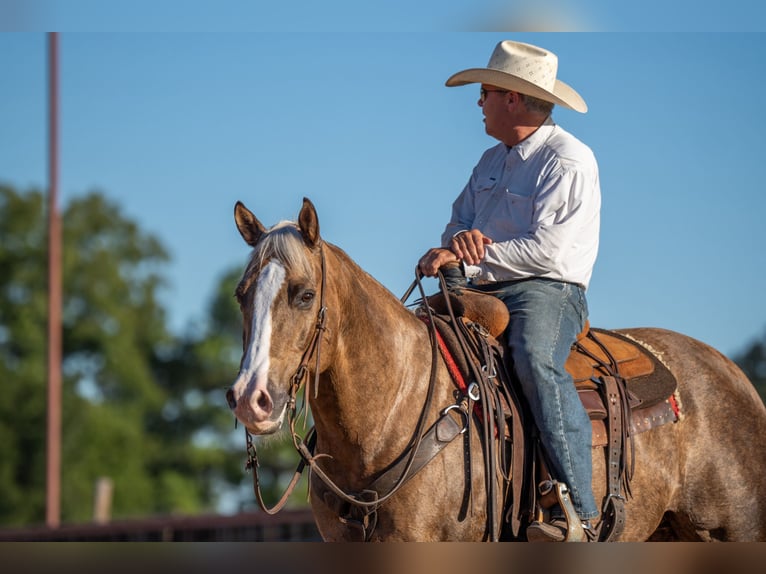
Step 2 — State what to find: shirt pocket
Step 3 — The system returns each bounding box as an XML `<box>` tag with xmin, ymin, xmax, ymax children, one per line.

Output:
<box><xmin>496</xmin><ymin>191</ymin><xmax>534</xmax><ymax>236</ymax></box>
<box><xmin>473</xmin><ymin>176</ymin><xmax>498</xmax><ymax>195</ymax></box>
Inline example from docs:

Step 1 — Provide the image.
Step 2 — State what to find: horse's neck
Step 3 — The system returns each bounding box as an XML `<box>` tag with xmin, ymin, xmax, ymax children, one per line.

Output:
<box><xmin>310</xmin><ymin>247</ymin><xmax>442</xmax><ymax>479</ymax></box>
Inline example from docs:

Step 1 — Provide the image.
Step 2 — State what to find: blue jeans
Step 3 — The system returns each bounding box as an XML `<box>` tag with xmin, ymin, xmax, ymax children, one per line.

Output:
<box><xmin>476</xmin><ymin>278</ymin><xmax>599</xmax><ymax>520</ymax></box>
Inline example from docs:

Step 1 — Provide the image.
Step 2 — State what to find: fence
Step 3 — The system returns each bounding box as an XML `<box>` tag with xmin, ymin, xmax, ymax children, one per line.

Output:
<box><xmin>0</xmin><ymin>509</ymin><xmax>320</xmax><ymax>541</ymax></box>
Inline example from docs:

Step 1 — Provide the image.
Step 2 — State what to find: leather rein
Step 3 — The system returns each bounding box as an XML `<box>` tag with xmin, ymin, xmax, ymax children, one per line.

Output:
<box><xmin>243</xmin><ymin>245</ymin><xmax>465</xmax><ymax>536</ymax></box>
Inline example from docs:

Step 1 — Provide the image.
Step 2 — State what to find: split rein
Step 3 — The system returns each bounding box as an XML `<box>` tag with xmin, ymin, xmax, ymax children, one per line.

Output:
<box><xmin>242</xmin><ymin>245</ymin><xmax>445</xmax><ymax>518</ymax></box>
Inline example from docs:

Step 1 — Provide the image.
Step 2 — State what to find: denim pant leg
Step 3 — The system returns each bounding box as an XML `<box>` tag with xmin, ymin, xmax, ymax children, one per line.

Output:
<box><xmin>494</xmin><ymin>279</ymin><xmax>599</xmax><ymax>520</ymax></box>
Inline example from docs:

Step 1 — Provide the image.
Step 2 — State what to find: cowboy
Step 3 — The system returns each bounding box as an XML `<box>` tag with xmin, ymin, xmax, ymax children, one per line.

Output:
<box><xmin>418</xmin><ymin>40</ymin><xmax>601</xmax><ymax>542</ymax></box>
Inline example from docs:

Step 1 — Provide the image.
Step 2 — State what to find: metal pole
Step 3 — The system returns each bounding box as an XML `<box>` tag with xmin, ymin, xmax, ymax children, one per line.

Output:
<box><xmin>46</xmin><ymin>31</ymin><xmax>62</xmax><ymax>529</ymax></box>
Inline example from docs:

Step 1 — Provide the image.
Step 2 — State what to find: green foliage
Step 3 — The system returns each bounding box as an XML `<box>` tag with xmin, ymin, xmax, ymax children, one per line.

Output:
<box><xmin>0</xmin><ymin>184</ymin><xmax>294</xmax><ymax>527</ymax></box>
<box><xmin>1</xmin><ymin>186</ymin><xmax>52</xmax><ymax>524</ymax></box>
<box><xmin>733</xmin><ymin>330</ymin><xmax>766</xmax><ymax>406</ymax></box>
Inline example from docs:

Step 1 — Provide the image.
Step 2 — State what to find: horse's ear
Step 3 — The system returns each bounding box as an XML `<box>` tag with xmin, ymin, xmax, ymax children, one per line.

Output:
<box><xmin>234</xmin><ymin>201</ymin><xmax>266</xmax><ymax>247</ymax></box>
<box><xmin>298</xmin><ymin>197</ymin><xmax>320</xmax><ymax>248</ymax></box>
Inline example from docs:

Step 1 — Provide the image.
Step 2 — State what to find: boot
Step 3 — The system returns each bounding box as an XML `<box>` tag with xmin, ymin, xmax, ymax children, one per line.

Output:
<box><xmin>527</xmin><ymin>481</ymin><xmax>592</xmax><ymax>542</ymax></box>
<box><xmin>526</xmin><ymin>517</ymin><xmax>593</xmax><ymax>542</ymax></box>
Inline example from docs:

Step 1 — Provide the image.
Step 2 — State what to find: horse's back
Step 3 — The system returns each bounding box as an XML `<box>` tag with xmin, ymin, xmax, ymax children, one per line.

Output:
<box><xmin>614</xmin><ymin>327</ymin><xmax>766</xmax><ymax>541</ymax></box>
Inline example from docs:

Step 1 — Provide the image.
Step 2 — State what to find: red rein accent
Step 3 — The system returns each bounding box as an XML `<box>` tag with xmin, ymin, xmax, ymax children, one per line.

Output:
<box><xmin>421</xmin><ymin>316</ymin><xmax>487</xmax><ymax>422</ymax></box>
<box><xmin>668</xmin><ymin>393</ymin><xmax>680</xmax><ymax>419</ymax></box>
<box><xmin>433</xmin><ymin>325</ymin><xmax>469</xmax><ymax>396</ymax></box>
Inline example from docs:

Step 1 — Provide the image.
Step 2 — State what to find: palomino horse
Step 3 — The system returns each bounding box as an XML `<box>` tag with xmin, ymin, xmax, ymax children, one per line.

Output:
<box><xmin>226</xmin><ymin>198</ymin><xmax>766</xmax><ymax>541</ymax></box>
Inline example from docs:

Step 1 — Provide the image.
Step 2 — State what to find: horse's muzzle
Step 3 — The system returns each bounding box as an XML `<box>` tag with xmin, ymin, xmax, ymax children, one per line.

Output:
<box><xmin>226</xmin><ymin>381</ymin><xmax>283</xmax><ymax>435</ymax></box>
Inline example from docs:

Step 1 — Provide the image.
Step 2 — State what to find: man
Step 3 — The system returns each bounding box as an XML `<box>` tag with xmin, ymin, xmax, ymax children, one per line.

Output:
<box><xmin>418</xmin><ymin>40</ymin><xmax>601</xmax><ymax>542</ymax></box>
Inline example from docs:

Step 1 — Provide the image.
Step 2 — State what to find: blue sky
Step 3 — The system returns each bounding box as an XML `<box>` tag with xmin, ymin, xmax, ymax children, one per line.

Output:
<box><xmin>2</xmin><ymin>30</ymin><xmax>766</xmax><ymax>359</ymax></box>
<box><xmin>1</xmin><ymin>1</ymin><xmax>765</xmax><ymax>32</ymax></box>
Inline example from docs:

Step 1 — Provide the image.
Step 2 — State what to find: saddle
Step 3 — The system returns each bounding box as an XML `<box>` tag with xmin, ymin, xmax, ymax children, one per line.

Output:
<box><xmin>570</xmin><ymin>326</ymin><xmax>679</xmax><ymax>445</ymax></box>
<box><xmin>424</xmin><ymin>288</ymin><xmax>680</xmax><ymax>541</ymax></box>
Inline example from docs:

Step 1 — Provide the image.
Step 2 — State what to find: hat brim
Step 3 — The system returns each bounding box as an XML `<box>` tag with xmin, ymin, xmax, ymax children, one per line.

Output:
<box><xmin>446</xmin><ymin>68</ymin><xmax>587</xmax><ymax>113</ymax></box>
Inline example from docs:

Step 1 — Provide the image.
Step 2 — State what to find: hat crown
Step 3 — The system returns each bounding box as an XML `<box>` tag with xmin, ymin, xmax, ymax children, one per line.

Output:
<box><xmin>487</xmin><ymin>41</ymin><xmax>558</xmax><ymax>92</ymax></box>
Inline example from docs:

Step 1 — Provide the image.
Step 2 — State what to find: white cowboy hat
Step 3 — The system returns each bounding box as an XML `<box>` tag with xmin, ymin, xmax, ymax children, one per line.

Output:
<box><xmin>446</xmin><ymin>40</ymin><xmax>588</xmax><ymax>113</ymax></box>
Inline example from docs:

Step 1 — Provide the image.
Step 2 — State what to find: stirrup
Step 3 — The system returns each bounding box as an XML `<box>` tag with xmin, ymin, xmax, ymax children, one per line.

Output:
<box><xmin>551</xmin><ymin>481</ymin><xmax>586</xmax><ymax>542</ymax></box>
<box><xmin>553</xmin><ymin>482</ymin><xmax>586</xmax><ymax>542</ymax></box>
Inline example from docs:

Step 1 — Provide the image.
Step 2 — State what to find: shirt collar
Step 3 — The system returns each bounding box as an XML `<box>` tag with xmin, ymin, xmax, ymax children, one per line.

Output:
<box><xmin>508</xmin><ymin>115</ymin><xmax>556</xmax><ymax>161</ymax></box>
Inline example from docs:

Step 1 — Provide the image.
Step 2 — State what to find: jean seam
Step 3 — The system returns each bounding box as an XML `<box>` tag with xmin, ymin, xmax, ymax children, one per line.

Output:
<box><xmin>551</xmin><ymin>284</ymin><xmax>583</xmax><ymax>514</ymax></box>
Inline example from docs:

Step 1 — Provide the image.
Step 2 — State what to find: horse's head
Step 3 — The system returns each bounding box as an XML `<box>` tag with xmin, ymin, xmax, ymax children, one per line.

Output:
<box><xmin>226</xmin><ymin>198</ymin><xmax>325</xmax><ymax>435</ymax></box>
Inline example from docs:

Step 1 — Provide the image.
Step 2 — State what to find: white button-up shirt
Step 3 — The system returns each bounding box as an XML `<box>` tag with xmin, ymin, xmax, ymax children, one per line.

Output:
<box><xmin>441</xmin><ymin>116</ymin><xmax>601</xmax><ymax>290</ymax></box>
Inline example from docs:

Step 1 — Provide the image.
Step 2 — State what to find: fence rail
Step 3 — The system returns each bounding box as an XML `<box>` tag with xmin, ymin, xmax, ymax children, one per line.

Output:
<box><xmin>0</xmin><ymin>509</ymin><xmax>320</xmax><ymax>541</ymax></box>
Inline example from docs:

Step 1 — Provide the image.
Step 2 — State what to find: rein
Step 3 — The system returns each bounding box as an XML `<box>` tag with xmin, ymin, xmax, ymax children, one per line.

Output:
<box><xmin>244</xmin><ymin>251</ymin><xmax>454</xmax><ymax>534</ymax></box>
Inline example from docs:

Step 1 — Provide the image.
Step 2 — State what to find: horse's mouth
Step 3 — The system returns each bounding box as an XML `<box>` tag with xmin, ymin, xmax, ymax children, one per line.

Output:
<box><xmin>244</xmin><ymin>419</ymin><xmax>283</xmax><ymax>436</ymax></box>
<box><xmin>235</xmin><ymin>404</ymin><xmax>287</xmax><ymax>436</ymax></box>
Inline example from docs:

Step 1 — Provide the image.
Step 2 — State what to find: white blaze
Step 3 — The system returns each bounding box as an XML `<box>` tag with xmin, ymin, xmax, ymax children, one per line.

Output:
<box><xmin>234</xmin><ymin>261</ymin><xmax>286</xmax><ymax>402</ymax></box>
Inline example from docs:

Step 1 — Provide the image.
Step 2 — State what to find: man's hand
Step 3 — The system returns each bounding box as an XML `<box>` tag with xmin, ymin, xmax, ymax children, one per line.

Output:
<box><xmin>418</xmin><ymin>248</ymin><xmax>459</xmax><ymax>277</ymax></box>
<box><xmin>450</xmin><ymin>229</ymin><xmax>493</xmax><ymax>265</ymax></box>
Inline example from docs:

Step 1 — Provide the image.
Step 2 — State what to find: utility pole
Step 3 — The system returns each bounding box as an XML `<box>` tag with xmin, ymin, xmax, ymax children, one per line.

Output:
<box><xmin>46</xmin><ymin>31</ymin><xmax>62</xmax><ymax>529</ymax></box>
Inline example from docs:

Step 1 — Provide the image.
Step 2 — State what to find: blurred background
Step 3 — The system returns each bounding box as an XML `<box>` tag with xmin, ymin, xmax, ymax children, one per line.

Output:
<box><xmin>2</xmin><ymin>2</ymin><xmax>766</xmax><ymax>541</ymax></box>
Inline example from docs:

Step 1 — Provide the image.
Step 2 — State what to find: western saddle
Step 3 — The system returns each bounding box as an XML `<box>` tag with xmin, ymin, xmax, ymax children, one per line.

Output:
<box><xmin>423</xmin><ymin>287</ymin><xmax>679</xmax><ymax>542</ymax></box>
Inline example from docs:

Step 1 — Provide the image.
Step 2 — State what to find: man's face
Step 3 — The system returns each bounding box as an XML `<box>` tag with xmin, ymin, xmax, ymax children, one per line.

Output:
<box><xmin>478</xmin><ymin>84</ymin><xmax>509</xmax><ymax>140</ymax></box>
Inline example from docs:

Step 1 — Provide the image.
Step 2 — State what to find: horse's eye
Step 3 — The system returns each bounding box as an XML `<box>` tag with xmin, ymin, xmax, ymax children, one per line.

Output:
<box><xmin>295</xmin><ymin>289</ymin><xmax>315</xmax><ymax>309</ymax></box>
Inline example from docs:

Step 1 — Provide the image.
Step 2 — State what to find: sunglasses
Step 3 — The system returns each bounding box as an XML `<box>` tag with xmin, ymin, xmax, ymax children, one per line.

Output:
<box><xmin>479</xmin><ymin>88</ymin><xmax>509</xmax><ymax>103</ymax></box>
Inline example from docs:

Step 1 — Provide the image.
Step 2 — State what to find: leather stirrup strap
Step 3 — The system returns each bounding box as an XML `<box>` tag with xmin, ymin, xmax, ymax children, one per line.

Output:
<box><xmin>599</xmin><ymin>375</ymin><xmax>626</xmax><ymax>541</ymax></box>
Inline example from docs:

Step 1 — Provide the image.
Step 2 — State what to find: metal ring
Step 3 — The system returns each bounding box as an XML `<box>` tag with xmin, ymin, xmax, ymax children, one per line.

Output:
<box><xmin>442</xmin><ymin>404</ymin><xmax>469</xmax><ymax>434</ymax></box>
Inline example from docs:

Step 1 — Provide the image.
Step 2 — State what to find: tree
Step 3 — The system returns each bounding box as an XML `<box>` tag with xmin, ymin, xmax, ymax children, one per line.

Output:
<box><xmin>733</xmin><ymin>330</ymin><xmax>766</xmax><ymax>406</ymax></box>
<box><xmin>0</xmin><ymin>185</ymin><xmax>258</xmax><ymax>526</ymax></box>
<box><xmin>0</xmin><ymin>186</ymin><xmax>49</xmax><ymax>524</ymax></box>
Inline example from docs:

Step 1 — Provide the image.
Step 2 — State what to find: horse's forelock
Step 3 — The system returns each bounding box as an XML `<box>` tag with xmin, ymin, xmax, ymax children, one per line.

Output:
<box><xmin>249</xmin><ymin>221</ymin><xmax>313</xmax><ymax>280</ymax></box>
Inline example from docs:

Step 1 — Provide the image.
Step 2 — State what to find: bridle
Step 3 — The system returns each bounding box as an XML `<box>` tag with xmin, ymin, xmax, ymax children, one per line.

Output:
<box><xmin>244</xmin><ymin>243</ymin><xmax>328</xmax><ymax>514</ymax></box>
<box><xmin>243</xmin><ymin>243</ymin><xmax>452</xmax><ymax>536</ymax></box>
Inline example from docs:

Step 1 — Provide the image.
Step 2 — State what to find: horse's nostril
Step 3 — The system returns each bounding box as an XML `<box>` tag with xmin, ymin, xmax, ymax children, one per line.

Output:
<box><xmin>256</xmin><ymin>391</ymin><xmax>271</xmax><ymax>411</ymax></box>
<box><xmin>225</xmin><ymin>389</ymin><xmax>236</xmax><ymax>409</ymax></box>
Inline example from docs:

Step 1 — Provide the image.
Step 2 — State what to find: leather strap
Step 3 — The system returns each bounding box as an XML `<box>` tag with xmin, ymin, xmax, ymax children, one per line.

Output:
<box><xmin>575</xmin><ymin>330</ymin><xmax>636</xmax><ymax>541</ymax></box>
<box><xmin>315</xmin><ymin>406</ymin><xmax>466</xmax><ymax>540</ymax></box>
<box><xmin>599</xmin><ymin>375</ymin><xmax>627</xmax><ymax>541</ymax></box>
